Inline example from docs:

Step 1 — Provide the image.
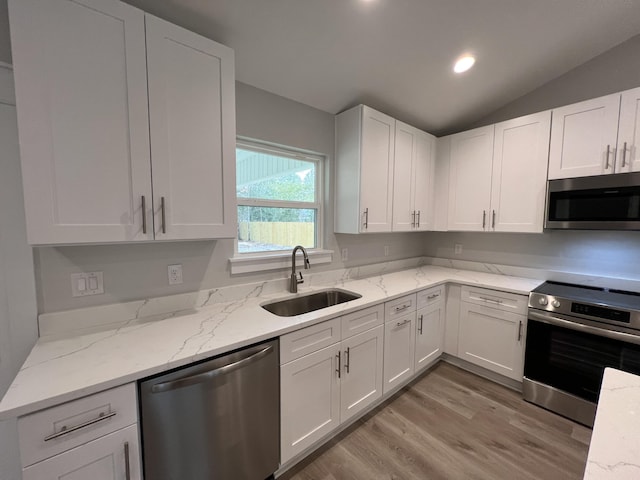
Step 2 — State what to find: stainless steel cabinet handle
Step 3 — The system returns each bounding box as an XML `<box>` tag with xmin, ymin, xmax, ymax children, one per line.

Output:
<box><xmin>492</xmin><ymin>210</ymin><xmax>496</xmax><ymax>229</ymax></box>
<box><xmin>482</xmin><ymin>210</ymin><xmax>486</xmax><ymax>229</ymax></box>
<box><xmin>151</xmin><ymin>345</ymin><xmax>273</xmax><ymax>393</ymax></box>
<box><xmin>396</xmin><ymin>318</ymin><xmax>411</xmax><ymax>327</ymax></box>
<box><xmin>427</xmin><ymin>294</ymin><xmax>440</xmax><ymax>300</ymax></box>
<box><xmin>417</xmin><ymin>210</ymin><xmax>421</xmax><ymax>228</ymax></box>
<box><xmin>124</xmin><ymin>442</ymin><xmax>131</xmax><ymax>480</ymax></box>
<box><xmin>622</xmin><ymin>141</ymin><xmax>628</xmax><ymax>168</ymax></box>
<box><xmin>363</xmin><ymin>208</ymin><xmax>369</xmax><ymax>229</ymax></box>
<box><xmin>518</xmin><ymin>320</ymin><xmax>523</xmax><ymax>341</ymax></box>
<box><xmin>43</xmin><ymin>411</ymin><xmax>117</xmax><ymax>441</ymax></box>
<box><xmin>141</xmin><ymin>195</ymin><xmax>147</xmax><ymax>234</ymax></box>
<box><xmin>605</xmin><ymin>144</ymin><xmax>611</xmax><ymax>170</ymax></box>
<box><xmin>161</xmin><ymin>196</ymin><xmax>166</xmax><ymax>234</ymax></box>
<box><xmin>411</xmin><ymin>211</ymin><xmax>416</xmax><ymax>228</ymax></box>
<box><xmin>345</xmin><ymin>347</ymin><xmax>350</xmax><ymax>374</ymax></box>
<box><xmin>336</xmin><ymin>350</ymin><xmax>341</xmax><ymax>379</ymax></box>
<box><xmin>479</xmin><ymin>296</ymin><xmax>503</xmax><ymax>304</ymax></box>
<box><xmin>395</xmin><ymin>304</ymin><xmax>410</xmax><ymax>312</ymax></box>
<box><xmin>418</xmin><ymin>314</ymin><xmax>424</xmax><ymax>335</ymax></box>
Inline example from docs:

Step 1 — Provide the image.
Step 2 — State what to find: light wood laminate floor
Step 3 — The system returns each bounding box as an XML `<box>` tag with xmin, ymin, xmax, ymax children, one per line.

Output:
<box><xmin>279</xmin><ymin>362</ymin><xmax>591</xmax><ymax>480</ymax></box>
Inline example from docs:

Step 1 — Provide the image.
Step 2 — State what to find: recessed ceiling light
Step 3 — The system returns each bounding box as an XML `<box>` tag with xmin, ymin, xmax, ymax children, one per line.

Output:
<box><xmin>454</xmin><ymin>55</ymin><xmax>476</xmax><ymax>74</ymax></box>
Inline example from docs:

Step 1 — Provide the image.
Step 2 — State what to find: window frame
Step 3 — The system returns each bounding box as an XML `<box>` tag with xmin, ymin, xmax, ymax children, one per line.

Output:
<box><xmin>233</xmin><ymin>137</ymin><xmax>326</xmax><ymax>260</ymax></box>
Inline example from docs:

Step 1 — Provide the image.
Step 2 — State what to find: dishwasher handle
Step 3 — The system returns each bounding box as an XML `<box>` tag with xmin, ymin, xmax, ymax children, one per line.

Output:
<box><xmin>151</xmin><ymin>345</ymin><xmax>273</xmax><ymax>393</ymax></box>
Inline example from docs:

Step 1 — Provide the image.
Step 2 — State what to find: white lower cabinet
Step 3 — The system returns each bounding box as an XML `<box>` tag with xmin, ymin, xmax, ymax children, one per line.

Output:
<box><xmin>280</xmin><ymin>306</ymin><xmax>384</xmax><ymax>464</ymax></box>
<box><xmin>17</xmin><ymin>383</ymin><xmax>141</xmax><ymax>480</ymax></box>
<box><xmin>458</xmin><ymin>303</ymin><xmax>526</xmax><ymax>381</ymax></box>
<box><xmin>340</xmin><ymin>325</ymin><xmax>384</xmax><ymax>422</ymax></box>
<box><xmin>414</xmin><ymin>301</ymin><xmax>444</xmax><ymax>372</ymax></box>
<box><xmin>383</xmin><ymin>311</ymin><xmax>416</xmax><ymax>394</ymax></box>
<box><xmin>22</xmin><ymin>424</ymin><xmax>141</xmax><ymax>480</ymax></box>
<box><xmin>280</xmin><ymin>343</ymin><xmax>342</xmax><ymax>464</ymax></box>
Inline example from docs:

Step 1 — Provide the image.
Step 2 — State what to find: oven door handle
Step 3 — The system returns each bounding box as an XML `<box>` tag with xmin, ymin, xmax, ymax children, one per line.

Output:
<box><xmin>528</xmin><ymin>311</ymin><xmax>640</xmax><ymax>346</ymax></box>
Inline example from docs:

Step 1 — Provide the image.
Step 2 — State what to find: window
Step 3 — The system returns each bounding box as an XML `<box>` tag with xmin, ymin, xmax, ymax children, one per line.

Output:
<box><xmin>236</xmin><ymin>140</ymin><xmax>323</xmax><ymax>255</ymax></box>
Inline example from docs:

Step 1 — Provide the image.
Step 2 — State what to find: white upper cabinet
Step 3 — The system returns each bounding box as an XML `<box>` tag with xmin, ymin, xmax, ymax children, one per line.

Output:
<box><xmin>447</xmin><ymin>125</ymin><xmax>495</xmax><ymax>231</ymax></box>
<box><xmin>335</xmin><ymin>105</ymin><xmax>395</xmax><ymax>233</ymax></box>
<box><xmin>548</xmin><ymin>93</ymin><xmax>621</xmax><ymax>179</ymax></box>
<box><xmin>9</xmin><ymin>0</ymin><xmax>153</xmax><ymax>244</ymax></box>
<box><xmin>446</xmin><ymin>112</ymin><xmax>551</xmax><ymax>233</ymax></box>
<box><xmin>491</xmin><ymin>111</ymin><xmax>551</xmax><ymax>233</ymax></box>
<box><xmin>9</xmin><ymin>0</ymin><xmax>236</xmax><ymax>245</ymax></box>
<box><xmin>392</xmin><ymin>122</ymin><xmax>436</xmax><ymax>232</ymax></box>
<box><xmin>617</xmin><ymin>87</ymin><xmax>640</xmax><ymax>174</ymax></box>
<box><xmin>146</xmin><ymin>15</ymin><xmax>236</xmax><ymax>240</ymax></box>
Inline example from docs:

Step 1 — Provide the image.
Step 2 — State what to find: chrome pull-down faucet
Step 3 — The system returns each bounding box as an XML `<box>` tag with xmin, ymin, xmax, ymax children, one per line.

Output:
<box><xmin>290</xmin><ymin>245</ymin><xmax>310</xmax><ymax>293</ymax></box>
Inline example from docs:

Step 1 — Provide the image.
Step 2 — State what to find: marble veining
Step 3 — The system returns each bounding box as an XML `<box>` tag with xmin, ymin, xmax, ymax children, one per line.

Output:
<box><xmin>0</xmin><ymin>264</ymin><xmax>545</xmax><ymax>420</ymax></box>
<box><xmin>583</xmin><ymin>368</ymin><xmax>640</xmax><ymax>479</ymax></box>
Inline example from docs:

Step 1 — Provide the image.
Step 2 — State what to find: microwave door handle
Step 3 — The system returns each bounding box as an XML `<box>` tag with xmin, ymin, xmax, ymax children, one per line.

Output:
<box><xmin>528</xmin><ymin>311</ymin><xmax>640</xmax><ymax>346</ymax></box>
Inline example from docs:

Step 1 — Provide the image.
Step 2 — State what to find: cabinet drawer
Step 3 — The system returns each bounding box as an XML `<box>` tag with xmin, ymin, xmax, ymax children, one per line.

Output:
<box><xmin>385</xmin><ymin>294</ymin><xmax>417</xmax><ymax>322</ymax></box>
<box><xmin>341</xmin><ymin>304</ymin><xmax>384</xmax><ymax>339</ymax></box>
<box><xmin>417</xmin><ymin>285</ymin><xmax>444</xmax><ymax>309</ymax></box>
<box><xmin>461</xmin><ymin>286</ymin><xmax>527</xmax><ymax>315</ymax></box>
<box><xmin>18</xmin><ymin>383</ymin><xmax>137</xmax><ymax>467</ymax></box>
<box><xmin>280</xmin><ymin>317</ymin><xmax>341</xmax><ymax>364</ymax></box>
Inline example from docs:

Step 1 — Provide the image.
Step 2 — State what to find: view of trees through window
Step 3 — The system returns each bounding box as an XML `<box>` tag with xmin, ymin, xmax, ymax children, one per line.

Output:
<box><xmin>236</xmin><ymin>146</ymin><xmax>319</xmax><ymax>253</ymax></box>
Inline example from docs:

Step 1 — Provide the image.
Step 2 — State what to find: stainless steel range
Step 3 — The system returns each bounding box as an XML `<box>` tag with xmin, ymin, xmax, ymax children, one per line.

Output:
<box><xmin>524</xmin><ymin>281</ymin><xmax>640</xmax><ymax>427</ymax></box>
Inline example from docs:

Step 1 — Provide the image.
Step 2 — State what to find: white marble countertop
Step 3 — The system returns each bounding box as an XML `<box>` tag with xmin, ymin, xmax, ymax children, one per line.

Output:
<box><xmin>0</xmin><ymin>265</ymin><xmax>542</xmax><ymax>420</ymax></box>
<box><xmin>584</xmin><ymin>368</ymin><xmax>640</xmax><ymax>479</ymax></box>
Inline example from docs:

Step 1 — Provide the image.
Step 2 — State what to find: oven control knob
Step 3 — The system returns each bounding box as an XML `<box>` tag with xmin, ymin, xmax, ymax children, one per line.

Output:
<box><xmin>538</xmin><ymin>297</ymin><xmax>548</xmax><ymax>306</ymax></box>
<box><xmin>551</xmin><ymin>300</ymin><xmax>561</xmax><ymax>308</ymax></box>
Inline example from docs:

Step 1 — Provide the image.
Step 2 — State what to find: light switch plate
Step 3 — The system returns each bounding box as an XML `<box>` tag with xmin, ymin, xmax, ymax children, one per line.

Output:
<box><xmin>71</xmin><ymin>272</ymin><xmax>104</xmax><ymax>297</ymax></box>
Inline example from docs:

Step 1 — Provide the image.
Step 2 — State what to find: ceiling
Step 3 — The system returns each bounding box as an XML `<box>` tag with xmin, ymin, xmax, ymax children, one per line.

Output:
<box><xmin>123</xmin><ymin>0</ymin><xmax>640</xmax><ymax>135</ymax></box>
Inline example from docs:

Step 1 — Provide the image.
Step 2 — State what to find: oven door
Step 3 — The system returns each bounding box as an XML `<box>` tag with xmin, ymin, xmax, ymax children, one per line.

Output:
<box><xmin>524</xmin><ymin>310</ymin><xmax>640</xmax><ymax>425</ymax></box>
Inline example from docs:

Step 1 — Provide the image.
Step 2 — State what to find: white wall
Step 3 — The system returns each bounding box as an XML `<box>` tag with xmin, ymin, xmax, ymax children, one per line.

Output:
<box><xmin>0</xmin><ymin>64</ymin><xmax>38</xmax><ymax>480</ymax></box>
<box><xmin>467</xmin><ymin>34</ymin><xmax>640</xmax><ymax>131</ymax></box>
<box><xmin>0</xmin><ymin>0</ymin><xmax>9</xmax><ymax>65</ymax></box>
<box><xmin>425</xmin><ymin>231</ymin><xmax>640</xmax><ymax>281</ymax></box>
<box><xmin>34</xmin><ymin>82</ymin><xmax>428</xmax><ymax>313</ymax></box>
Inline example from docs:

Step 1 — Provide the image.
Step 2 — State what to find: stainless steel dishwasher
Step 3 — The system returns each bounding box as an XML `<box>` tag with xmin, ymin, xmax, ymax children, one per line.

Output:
<box><xmin>139</xmin><ymin>338</ymin><xmax>279</xmax><ymax>480</ymax></box>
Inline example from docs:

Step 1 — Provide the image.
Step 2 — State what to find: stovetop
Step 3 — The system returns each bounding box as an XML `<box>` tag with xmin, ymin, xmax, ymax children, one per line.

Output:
<box><xmin>532</xmin><ymin>281</ymin><xmax>640</xmax><ymax>312</ymax></box>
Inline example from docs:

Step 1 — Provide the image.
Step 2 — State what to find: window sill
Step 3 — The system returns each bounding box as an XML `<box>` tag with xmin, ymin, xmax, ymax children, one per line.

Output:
<box><xmin>229</xmin><ymin>249</ymin><xmax>333</xmax><ymax>275</ymax></box>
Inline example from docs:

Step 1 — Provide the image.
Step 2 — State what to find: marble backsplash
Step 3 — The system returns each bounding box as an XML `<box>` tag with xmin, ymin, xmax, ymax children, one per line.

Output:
<box><xmin>38</xmin><ymin>256</ymin><xmax>640</xmax><ymax>339</ymax></box>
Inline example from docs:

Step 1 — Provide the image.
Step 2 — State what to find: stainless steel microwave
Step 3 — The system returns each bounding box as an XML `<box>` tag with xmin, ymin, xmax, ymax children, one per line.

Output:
<box><xmin>545</xmin><ymin>172</ymin><xmax>640</xmax><ymax>230</ymax></box>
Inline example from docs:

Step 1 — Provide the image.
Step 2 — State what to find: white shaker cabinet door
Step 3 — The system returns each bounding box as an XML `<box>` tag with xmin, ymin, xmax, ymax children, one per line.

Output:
<box><xmin>412</xmin><ymin>129</ymin><xmax>436</xmax><ymax>231</ymax></box>
<box><xmin>383</xmin><ymin>313</ymin><xmax>416</xmax><ymax>394</ymax></box>
<box><xmin>458</xmin><ymin>303</ymin><xmax>525</xmax><ymax>381</ymax></box>
<box><xmin>490</xmin><ymin>111</ymin><xmax>551</xmax><ymax>233</ymax></box>
<box><xmin>617</xmin><ymin>87</ymin><xmax>640</xmax><ymax>173</ymax></box>
<box><xmin>392</xmin><ymin>121</ymin><xmax>417</xmax><ymax>231</ymax></box>
<box><xmin>280</xmin><ymin>344</ymin><xmax>341</xmax><ymax>464</ymax></box>
<box><xmin>447</xmin><ymin>125</ymin><xmax>494</xmax><ymax>231</ymax></box>
<box><xmin>414</xmin><ymin>302</ymin><xmax>444</xmax><ymax>372</ymax></box>
<box><xmin>360</xmin><ymin>107</ymin><xmax>395</xmax><ymax>233</ymax></box>
<box><xmin>146</xmin><ymin>15</ymin><xmax>237</xmax><ymax>240</ymax></box>
<box><xmin>22</xmin><ymin>424</ymin><xmax>141</xmax><ymax>480</ymax></box>
<box><xmin>548</xmin><ymin>94</ymin><xmax>621</xmax><ymax>179</ymax></box>
<box><xmin>340</xmin><ymin>325</ymin><xmax>384</xmax><ymax>423</ymax></box>
<box><xmin>8</xmin><ymin>0</ymin><xmax>153</xmax><ymax>244</ymax></box>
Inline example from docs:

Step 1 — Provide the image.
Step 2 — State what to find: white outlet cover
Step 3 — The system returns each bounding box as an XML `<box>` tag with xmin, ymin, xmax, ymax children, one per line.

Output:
<box><xmin>71</xmin><ymin>272</ymin><xmax>104</xmax><ymax>297</ymax></box>
<box><xmin>341</xmin><ymin>248</ymin><xmax>348</xmax><ymax>261</ymax></box>
<box><xmin>168</xmin><ymin>264</ymin><xmax>183</xmax><ymax>285</ymax></box>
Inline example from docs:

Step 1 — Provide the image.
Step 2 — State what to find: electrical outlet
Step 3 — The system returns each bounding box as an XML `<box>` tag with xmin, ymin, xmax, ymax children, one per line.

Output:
<box><xmin>71</xmin><ymin>272</ymin><xmax>104</xmax><ymax>297</ymax></box>
<box><xmin>454</xmin><ymin>244</ymin><xmax>463</xmax><ymax>255</ymax></box>
<box><xmin>168</xmin><ymin>264</ymin><xmax>183</xmax><ymax>285</ymax></box>
<box><xmin>341</xmin><ymin>248</ymin><xmax>348</xmax><ymax>261</ymax></box>
<box><xmin>384</xmin><ymin>245</ymin><xmax>390</xmax><ymax>257</ymax></box>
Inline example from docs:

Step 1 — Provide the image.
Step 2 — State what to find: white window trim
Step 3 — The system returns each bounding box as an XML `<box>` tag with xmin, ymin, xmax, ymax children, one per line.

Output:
<box><xmin>231</xmin><ymin>137</ymin><xmax>330</xmax><ymax>274</ymax></box>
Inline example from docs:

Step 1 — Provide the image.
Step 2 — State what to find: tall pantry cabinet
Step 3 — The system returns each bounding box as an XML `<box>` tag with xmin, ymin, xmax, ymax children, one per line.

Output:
<box><xmin>9</xmin><ymin>0</ymin><xmax>236</xmax><ymax>245</ymax></box>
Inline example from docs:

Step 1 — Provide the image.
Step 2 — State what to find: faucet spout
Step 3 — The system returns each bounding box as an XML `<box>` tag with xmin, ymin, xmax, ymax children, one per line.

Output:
<box><xmin>290</xmin><ymin>246</ymin><xmax>310</xmax><ymax>293</ymax></box>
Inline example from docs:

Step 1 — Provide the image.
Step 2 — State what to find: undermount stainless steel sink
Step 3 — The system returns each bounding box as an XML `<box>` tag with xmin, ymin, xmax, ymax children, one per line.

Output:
<box><xmin>261</xmin><ymin>289</ymin><xmax>362</xmax><ymax>317</ymax></box>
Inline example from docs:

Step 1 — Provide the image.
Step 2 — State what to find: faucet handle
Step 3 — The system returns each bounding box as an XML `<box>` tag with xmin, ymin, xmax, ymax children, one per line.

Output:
<box><xmin>297</xmin><ymin>271</ymin><xmax>304</xmax><ymax>283</ymax></box>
